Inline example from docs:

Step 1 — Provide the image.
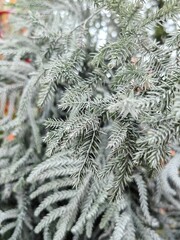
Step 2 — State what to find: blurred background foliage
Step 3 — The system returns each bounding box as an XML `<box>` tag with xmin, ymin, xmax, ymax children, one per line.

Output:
<box><xmin>0</xmin><ymin>0</ymin><xmax>180</xmax><ymax>239</ymax></box>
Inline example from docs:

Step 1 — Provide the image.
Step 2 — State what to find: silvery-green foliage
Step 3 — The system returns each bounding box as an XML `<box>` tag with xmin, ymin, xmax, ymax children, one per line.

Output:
<box><xmin>0</xmin><ymin>0</ymin><xmax>180</xmax><ymax>240</ymax></box>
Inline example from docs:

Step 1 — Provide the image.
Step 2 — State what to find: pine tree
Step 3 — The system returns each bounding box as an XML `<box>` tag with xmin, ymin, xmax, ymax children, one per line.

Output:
<box><xmin>0</xmin><ymin>0</ymin><xmax>180</xmax><ymax>239</ymax></box>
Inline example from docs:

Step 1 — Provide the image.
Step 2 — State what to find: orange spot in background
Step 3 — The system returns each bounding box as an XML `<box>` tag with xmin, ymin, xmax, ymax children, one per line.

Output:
<box><xmin>20</xmin><ymin>27</ymin><xmax>27</xmax><ymax>35</ymax></box>
<box><xmin>170</xmin><ymin>150</ymin><xmax>176</xmax><ymax>157</ymax></box>
<box><xmin>159</xmin><ymin>208</ymin><xmax>166</xmax><ymax>215</ymax></box>
<box><xmin>0</xmin><ymin>53</ymin><xmax>4</xmax><ymax>60</ymax></box>
<box><xmin>4</xmin><ymin>101</ymin><xmax>9</xmax><ymax>115</ymax></box>
<box><xmin>0</xmin><ymin>10</ymin><xmax>12</xmax><ymax>25</ymax></box>
<box><xmin>10</xmin><ymin>0</ymin><xmax>16</xmax><ymax>3</ymax></box>
<box><xmin>0</xmin><ymin>100</ymin><xmax>15</xmax><ymax>117</ymax></box>
<box><xmin>6</xmin><ymin>133</ymin><xmax>15</xmax><ymax>142</ymax></box>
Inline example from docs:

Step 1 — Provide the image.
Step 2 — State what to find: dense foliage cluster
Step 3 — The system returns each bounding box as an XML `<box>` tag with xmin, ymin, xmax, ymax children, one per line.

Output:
<box><xmin>0</xmin><ymin>0</ymin><xmax>180</xmax><ymax>239</ymax></box>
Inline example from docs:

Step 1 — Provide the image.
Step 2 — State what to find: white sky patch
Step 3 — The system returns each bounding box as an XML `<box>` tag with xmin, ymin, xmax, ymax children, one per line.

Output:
<box><xmin>97</xmin><ymin>28</ymin><xmax>107</xmax><ymax>49</ymax></box>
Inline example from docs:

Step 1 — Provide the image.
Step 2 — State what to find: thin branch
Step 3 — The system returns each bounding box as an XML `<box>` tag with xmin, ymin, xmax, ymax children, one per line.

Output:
<box><xmin>70</xmin><ymin>7</ymin><xmax>104</xmax><ymax>34</ymax></box>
